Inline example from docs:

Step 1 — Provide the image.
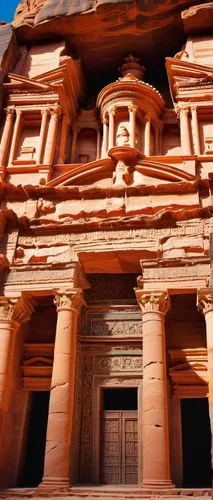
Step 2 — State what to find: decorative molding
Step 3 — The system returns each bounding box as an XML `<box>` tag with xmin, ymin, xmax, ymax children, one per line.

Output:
<box><xmin>135</xmin><ymin>289</ymin><xmax>170</xmax><ymax>314</ymax></box>
<box><xmin>90</xmin><ymin>320</ymin><xmax>142</xmax><ymax>337</ymax></box>
<box><xmin>54</xmin><ymin>288</ymin><xmax>84</xmax><ymax>312</ymax></box>
<box><xmin>197</xmin><ymin>288</ymin><xmax>213</xmax><ymax>314</ymax></box>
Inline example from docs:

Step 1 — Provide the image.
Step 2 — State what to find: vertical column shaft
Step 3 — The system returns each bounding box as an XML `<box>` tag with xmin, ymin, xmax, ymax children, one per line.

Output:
<box><xmin>179</xmin><ymin>107</ymin><xmax>191</xmax><ymax>156</ymax></box>
<box><xmin>108</xmin><ymin>108</ymin><xmax>115</xmax><ymax>150</ymax></box>
<box><xmin>58</xmin><ymin>115</ymin><xmax>69</xmax><ymax>164</ymax></box>
<box><xmin>197</xmin><ymin>289</ymin><xmax>213</xmax><ymax>474</ymax></box>
<box><xmin>37</xmin><ymin>109</ymin><xmax>49</xmax><ymax>165</ymax></box>
<box><xmin>42</xmin><ymin>289</ymin><xmax>83</xmax><ymax>487</ymax></box>
<box><xmin>129</xmin><ymin>106</ymin><xmax>137</xmax><ymax>148</ymax></box>
<box><xmin>191</xmin><ymin>106</ymin><xmax>201</xmax><ymax>155</ymax></box>
<box><xmin>8</xmin><ymin>110</ymin><xmax>22</xmax><ymax>165</ymax></box>
<box><xmin>0</xmin><ymin>108</ymin><xmax>15</xmax><ymax>167</ymax></box>
<box><xmin>101</xmin><ymin>118</ymin><xmax>108</xmax><ymax>158</ymax></box>
<box><xmin>135</xmin><ymin>290</ymin><xmax>173</xmax><ymax>488</ymax></box>
<box><xmin>71</xmin><ymin>128</ymin><xmax>78</xmax><ymax>163</ymax></box>
<box><xmin>43</xmin><ymin>107</ymin><xmax>61</xmax><ymax>165</ymax></box>
<box><xmin>96</xmin><ymin>129</ymin><xmax>101</xmax><ymax>160</ymax></box>
<box><xmin>144</xmin><ymin>116</ymin><xmax>151</xmax><ymax>156</ymax></box>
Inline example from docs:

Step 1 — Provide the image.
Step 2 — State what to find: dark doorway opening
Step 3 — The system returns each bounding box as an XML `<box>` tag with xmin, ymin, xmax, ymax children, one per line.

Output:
<box><xmin>19</xmin><ymin>391</ymin><xmax>50</xmax><ymax>487</ymax></box>
<box><xmin>181</xmin><ymin>398</ymin><xmax>212</xmax><ymax>488</ymax></box>
<box><xmin>103</xmin><ymin>388</ymin><xmax>138</xmax><ymax>410</ymax></box>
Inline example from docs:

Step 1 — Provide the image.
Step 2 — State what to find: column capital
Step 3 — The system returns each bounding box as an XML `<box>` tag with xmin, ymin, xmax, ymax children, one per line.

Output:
<box><xmin>53</xmin><ymin>288</ymin><xmax>84</xmax><ymax>313</ymax></box>
<box><xmin>190</xmin><ymin>105</ymin><xmax>197</xmax><ymax>112</ymax></box>
<box><xmin>197</xmin><ymin>288</ymin><xmax>213</xmax><ymax>314</ymax></box>
<box><xmin>49</xmin><ymin>106</ymin><xmax>62</xmax><ymax>119</ymax></box>
<box><xmin>135</xmin><ymin>289</ymin><xmax>170</xmax><ymax>315</ymax></box>
<box><xmin>108</xmin><ymin>106</ymin><xmax>116</xmax><ymax>116</ymax></box>
<box><xmin>0</xmin><ymin>296</ymin><xmax>35</xmax><ymax>323</ymax></box>
<box><xmin>128</xmin><ymin>105</ymin><xmax>137</xmax><ymax>114</ymax></box>
<box><xmin>4</xmin><ymin>107</ymin><xmax>15</xmax><ymax>118</ymax></box>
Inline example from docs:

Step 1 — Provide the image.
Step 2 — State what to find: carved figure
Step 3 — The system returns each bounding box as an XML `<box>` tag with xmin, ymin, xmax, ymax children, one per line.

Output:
<box><xmin>116</xmin><ymin>126</ymin><xmax>130</xmax><ymax>146</ymax></box>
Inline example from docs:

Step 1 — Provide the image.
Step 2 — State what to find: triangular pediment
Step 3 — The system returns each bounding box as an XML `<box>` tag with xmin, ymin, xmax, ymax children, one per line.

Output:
<box><xmin>166</xmin><ymin>57</ymin><xmax>213</xmax><ymax>101</ymax></box>
<box><xmin>47</xmin><ymin>156</ymin><xmax>195</xmax><ymax>188</ymax></box>
<box><xmin>5</xmin><ymin>73</ymin><xmax>51</xmax><ymax>91</ymax></box>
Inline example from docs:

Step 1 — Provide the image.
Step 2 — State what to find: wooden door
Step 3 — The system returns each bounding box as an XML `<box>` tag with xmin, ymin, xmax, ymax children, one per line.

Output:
<box><xmin>101</xmin><ymin>410</ymin><xmax>138</xmax><ymax>484</ymax></box>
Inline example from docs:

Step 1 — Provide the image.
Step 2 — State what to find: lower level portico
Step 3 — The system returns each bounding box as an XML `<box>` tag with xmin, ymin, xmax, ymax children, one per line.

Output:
<box><xmin>0</xmin><ymin>259</ymin><xmax>212</xmax><ymax>496</ymax></box>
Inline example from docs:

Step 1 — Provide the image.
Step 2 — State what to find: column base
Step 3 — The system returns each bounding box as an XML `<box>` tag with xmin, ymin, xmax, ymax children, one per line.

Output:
<box><xmin>37</xmin><ymin>477</ymin><xmax>70</xmax><ymax>493</ymax></box>
<box><xmin>142</xmin><ymin>479</ymin><xmax>175</xmax><ymax>489</ymax></box>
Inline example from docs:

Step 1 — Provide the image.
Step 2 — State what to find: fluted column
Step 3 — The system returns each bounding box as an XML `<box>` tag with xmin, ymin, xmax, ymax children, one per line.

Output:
<box><xmin>0</xmin><ymin>108</ymin><xmax>15</xmax><ymax>167</ymax></box>
<box><xmin>179</xmin><ymin>107</ymin><xmax>191</xmax><ymax>156</ymax></box>
<box><xmin>108</xmin><ymin>107</ymin><xmax>115</xmax><ymax>150</ymax></box>
<box><xmin>37</xmin><ymin>109</ymin><xmax>49</xmax><ymax>164</ymax></box>
<box><xmin>43</xmin><ymin>107</ymin><xmax>61</xmax><ymax>165</ymax></box>
<box><xmin>101</xmin><ymin>118</ymin><xmax>108</xmax><ymax>158</ymax></box>
<box><xmin>0</xmin><ymin>296</ymin><xmax>34</xmax><ymax>485</ymax></box>
<box><xmin>144</xmin><ymin>116</ymin><xmax>151</xmax><ymax>156</ymax></box>
<box><xmin>8</xmin><ymin>109</ymin><xmax>22</xmax><ymax>165</ymax></box>
<box><xmin>135</xmin><ymin>290</ymin><xmax>173</xmax><ymax>488</ymax></box>
<box><xmin>41</xmin><ymin>289</ymin><xmax>84</xmax><ymax>488</ymax></box>
<box><xmin>191</xmin><ymin>106</ymin><xmax>201</xmax><ymax>156</ymax></box>
<box><xmin>129</xmin><ymin>105</ymin><xmax>137</xmax><ymax>148</ymax></box>
<box><xmin>197</xmin><ymin>289</ymin><xmax>213</xmax><ymax>473</ymax></box>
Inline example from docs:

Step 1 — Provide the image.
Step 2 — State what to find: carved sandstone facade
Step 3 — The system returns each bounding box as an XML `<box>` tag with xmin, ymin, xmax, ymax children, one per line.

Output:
<box><xmin>0</xmin><ymin>1</ymin><xmax>212</xmax><ymax>498</ymax></box>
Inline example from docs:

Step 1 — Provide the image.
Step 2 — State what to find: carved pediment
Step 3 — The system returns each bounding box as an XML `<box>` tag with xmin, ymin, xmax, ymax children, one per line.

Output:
<box><xmin>47</xmin><ymin>152</ymin><xmax>195</xmax><ymax>189</ymax></box>
<box><xmin>166</xmin><ymin>57</ymin><xmax>213</xmax><ymax>102</ymax></box>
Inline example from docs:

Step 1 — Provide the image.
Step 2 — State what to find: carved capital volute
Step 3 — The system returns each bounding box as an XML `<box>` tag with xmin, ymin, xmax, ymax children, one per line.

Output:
<box><xmin>197</xmin><ymin>288</ymin><xmax>213</xmax><ymax>315</ymax></box>
<box><xmin>0</xmin><ymin>296</ymin><xmax>35</xmax><ymax>324</ymax></box>
<box><xmin>135</xmin><ymin>289</ymin><xmax>170</xmax><ymax>315</ymax></box>
<box><xmin>54</xmin><ymin>289</ymin><xmax>84</xmax><ymax>313</ymax></box>
<box><xmin>0</xmin><ymin>297</ymin><xmax>17</xmax><ymax>322</ymax></box>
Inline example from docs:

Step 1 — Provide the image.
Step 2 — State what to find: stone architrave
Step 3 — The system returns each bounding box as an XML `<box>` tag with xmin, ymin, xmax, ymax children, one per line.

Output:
<box><xmin>41</xmin><ymin>289</ymin><xmax>84</xmax><ymax>488</ymax></box>
<box><xmin>0</xmin><ymin>296</ymin><xmax>34</xmax><ymax>485</ymax></box>
<box><xmin>135</xmin><ymin>289</ymin><xmax>174</xmax><ymax>488</ymax></box>
<box><xmin>197</xmin><ymin>289</ymin><xmax>213</xmax><ymax>474</ymax></box>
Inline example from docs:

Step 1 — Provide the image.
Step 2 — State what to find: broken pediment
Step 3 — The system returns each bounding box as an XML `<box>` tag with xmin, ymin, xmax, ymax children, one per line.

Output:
<box><xmin>48</xmin><ymin>150</ymin><xmax>196</xmax><ymax>189</ymax></box>
<box><xmin>166</xmin><ymin>57</ymin><xmax>213</xmax><ymax>102</ymax></box>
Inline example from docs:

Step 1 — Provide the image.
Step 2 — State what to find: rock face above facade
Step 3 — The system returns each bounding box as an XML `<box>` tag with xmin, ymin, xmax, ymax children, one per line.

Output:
<box><xmin>12</xmin><ymin>1</ymin><xmax>211</xmax><ymax>77</ymax></box>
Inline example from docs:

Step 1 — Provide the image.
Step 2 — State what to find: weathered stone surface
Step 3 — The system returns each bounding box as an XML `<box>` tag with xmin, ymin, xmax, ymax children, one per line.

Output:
<box><xmin>12</xmin><ymin>1</ymin><xmax>211</xmax><ymax>77</ymax></box>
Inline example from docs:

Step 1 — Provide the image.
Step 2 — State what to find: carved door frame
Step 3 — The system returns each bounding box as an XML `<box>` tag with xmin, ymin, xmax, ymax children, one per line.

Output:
<box><xmin>92</xmin><ymin>376</ymin><xmax>142</xmax><ymax>485</ymax></box>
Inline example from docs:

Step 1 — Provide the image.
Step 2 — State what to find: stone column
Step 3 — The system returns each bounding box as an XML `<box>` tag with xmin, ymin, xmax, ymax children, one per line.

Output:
<box><xmin>96</xmin><ymin>129</ymin><xmax>101</xmax><ymax>160</ymax></box>
<box><xmin>101</xmin><ymin>118</ymin><xmax>108</xmax><ymax>157</ymax></box>
<box><xmin>197</xmin><ymin>289</ymin><xmax>213</xmax><ymax>474</ymax></box>
<box><xmin>154</xmin><ymin>125</ymin><xmax>159</xmax><ymax>155</ymax></box>
<box><xmin>37</xmin><ymin>109</ymin><xmax>49</xmax><ymax>164</ymax></box>
<box><xmin>108</xmin><ymin>107</ymin><xmax>115</xmax><ymax>150</ymax></box>
<box><xmin>179</xmin><ymin>107</ymin><xmax>191</xmax><ymax>156</ymax></box>
<box><xmin>8</xmin><ymin>109</ymin><xmax>22</xmax><ymax>165</ymax></box>
<box><xmin>0</xmin><ymin>296</ymin><xmax>34</xmax><ymax>485</ymax></box>
<box><xmin>191</xmin><ymin>106</ymin><xmax>201</xmax><ymax>156</ymax></box>
<box><xmin>43</xmin><ymin>107</ymin><xmax>61</xmax><ymax>165</ymax></box>
<box><xmin>129</xmin><ymin>106</ymin><xmax>137</xmax><ymax>148</ymax></box>
<box><xmin>0</xmin><ymin>108</ymin><xmax>15</xmax><ymax>167</ymax></box>
<box><xmin>135</xmin><ymin>290</ymin><xmax>173</xmax><ymax>488</ymax></box>
<box><xmin>71</xmin><ymin>128</ymin><xmax>78</xmax><ymax>163</ymax></box>
<box><xmin>144</xmin><ymin>116</ymin><xmax>151</xmax><ymax>156</ymax></box>
<box><xmin>58</xmin><ymin>115</ymin><xmax>69</xmax><ymax>164</ymax></box>
<box><xmin>41</xmin><ymin>289</ymin><xmax>84</xmax><ymax>488</ymax></box>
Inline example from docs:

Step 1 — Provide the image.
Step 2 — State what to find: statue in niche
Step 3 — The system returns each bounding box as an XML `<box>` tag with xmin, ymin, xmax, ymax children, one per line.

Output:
<box><xmin>113</xmin><ymin>160</ymin><xmax>132</xmax><ymax>186</ymax></box>
<box><xmin>116</xmin><ymin>125</ymin><xmax>130</xmax><ymax>146</ymax></box>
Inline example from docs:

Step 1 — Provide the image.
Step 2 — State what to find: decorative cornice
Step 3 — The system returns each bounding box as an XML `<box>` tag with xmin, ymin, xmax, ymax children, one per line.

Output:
<box><xmin>135</xmin><ymin>290</ymin><xmax>170</xmax><ymax>315</ymax></box>
<box><xmin>197</xmin><ymin>288</ymin><xmax>213</xmax><ymax>315</ymax></box>
<box><xmin>54</xmin><ymin>288</ymin><xmax>85</xmax><ymax>313</ymax></box>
